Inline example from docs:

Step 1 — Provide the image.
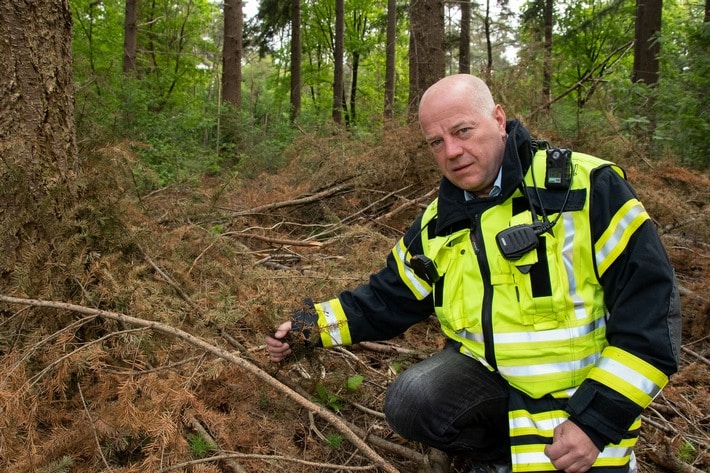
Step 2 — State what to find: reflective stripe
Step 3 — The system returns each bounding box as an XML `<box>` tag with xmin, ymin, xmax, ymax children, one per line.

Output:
<box><xmin>509</xmin><ymin>407</ymin><xmax>639</xmax><ymax>471</ymax></box>
<box><xmin>588</xmin><ymin>346</ymin><xmax>668</xmax><ymax>407</ymax></box>
<box><xmin>499</xmin><ymin>352</ymin><xmax>600</xmax><ymax>378</ymax></box>
<box><xmin>509</xmin><ymin>409</ymin><xmax>566</xmax><ymax>435</ymax></box>
<box><xmin>562</xmin><ymin>213</ymin><xmax>587</xmax><ymax>320</ymax></box>
<box><xmin>315</xmin><ymin>299</ymin><xmax>352</xmax><ymax>347</ymax></box>
<box><xmin>595</xmin><ymin>200</ymin><xmax>649</xmax><ymax>275</ymax></box>
<box><xmin>393</xmin><ymin>239</ymin><xmax>431</xmax><ymax>300</ymax></box>
<box><xmin>457</xmin><ymin>317</ymin><xmax>606</xmax><ymax>345</ymax></box>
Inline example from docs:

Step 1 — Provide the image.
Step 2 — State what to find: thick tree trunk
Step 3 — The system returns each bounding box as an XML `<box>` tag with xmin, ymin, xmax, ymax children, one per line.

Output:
<box><xmin>222</xmin><ymin>0</ymin><xmax>243</xmax><ymax>107</ymax></box>
<box><xmin>408</xmin><ymin>0</ymin><xmax>445</xmax><ymax>118</ymax></box>
<box><xmin>0</xmin><ymin>0</ymin><xmax>78</xmax><ymax>278</ymax></box>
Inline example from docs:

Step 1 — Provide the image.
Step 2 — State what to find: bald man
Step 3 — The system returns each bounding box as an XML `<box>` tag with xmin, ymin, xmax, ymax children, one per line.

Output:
<box><xmin>266</xmin><ymin>75</ymin><xmax>680</xmax><ymax>473</ymax></box>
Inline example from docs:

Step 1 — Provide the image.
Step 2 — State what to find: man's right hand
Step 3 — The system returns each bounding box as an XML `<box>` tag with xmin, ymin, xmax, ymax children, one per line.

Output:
<box><xmin>265</xmin><ymin>321</ymin><xmax>293</xmax><ymax>362</ymax></box>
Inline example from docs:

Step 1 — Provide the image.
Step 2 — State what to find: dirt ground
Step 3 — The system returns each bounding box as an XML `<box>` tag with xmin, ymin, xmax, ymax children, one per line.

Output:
<box><xmin>0</xmin><ymin>126</ymin><xmax>708</xmax><ymax>472</ymax></box>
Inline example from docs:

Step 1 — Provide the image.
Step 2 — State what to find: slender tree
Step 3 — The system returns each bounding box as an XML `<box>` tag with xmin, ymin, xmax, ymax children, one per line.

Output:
<box><xmin>459</xmin><ymin>0</ymin><xmax>471</xmax><ymax>74</ymax></box>
<box><xmin>290</xmin><ymin>0</ymin><xmax>302</xmax><ymax>122</ymax></box>
<box><xmin>632</xmin><ymin>0</ymin><xmax>662</xmax><ymax>85</ymax></box>
<box><xmin>123</xmin><ymin>0</ymin><xmax>138</xmax><ymax>74</ymax></box>
<box><xmin>408</xmin><ymin>0</ymin><xmax>445</xmax><ymax>117</ymax></box>
<box><xmin>384</xmin><ymin>0</ymin><xmax>397</xmax><ymax>120</ymax></box>
<box><xmin>542</xmin><ymin>0</ymin><xmax>553</xmax><ymax>108</ymax></box>
<box><xmin>333</xmin><ymin>0</ymin><xmax>345</xmax><ymax>124</ymax></box>
<box><xmin>223</xmin><ymin>0</ymin><xmax>243</xmax><ymax>107</ymax></box>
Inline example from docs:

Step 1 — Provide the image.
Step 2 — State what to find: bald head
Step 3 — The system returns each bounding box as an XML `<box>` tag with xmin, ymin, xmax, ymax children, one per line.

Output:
<box><xmin>417</xmin><ymin>74</ymin><xmax>507</xmax><ymax>195</ymax></box>
<box><xmin>419</xmin><ymin>74</ymin><xmax>496</xmax><ymax>122</ymax></box>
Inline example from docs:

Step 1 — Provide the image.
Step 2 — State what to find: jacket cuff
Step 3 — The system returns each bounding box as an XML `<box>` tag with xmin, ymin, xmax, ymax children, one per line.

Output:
<box><xmin>566</xmin><ymin>380</ymin><xmax>642</xmax><ymax>444</ymax></box>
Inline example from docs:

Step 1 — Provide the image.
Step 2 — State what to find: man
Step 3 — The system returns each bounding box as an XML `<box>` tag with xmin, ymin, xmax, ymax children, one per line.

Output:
<box><xmin>266</xmin><ymin>74</ymin><xmax>681</xmax><ymax>473</ymax></box>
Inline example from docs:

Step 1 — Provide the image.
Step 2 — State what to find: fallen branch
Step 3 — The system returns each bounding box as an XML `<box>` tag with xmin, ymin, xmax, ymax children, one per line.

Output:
<box><xmin>158</xmin><ymin>451</ymin><xmax>379</xmax><ymax>472</ymax></box>
<box><xmin>229</xmin><ymin>183</ymin><xmax>353</xmax><ymax>217</ymax></box>
<box><xmin>0</xmin><ymin>294</ymin><xmax>401</xmax><ymax>473</ymax></box>
<box><xmin>224</xmin><ymin>231</ymin><xmax>325</xmax><ymax>248</ymax></box>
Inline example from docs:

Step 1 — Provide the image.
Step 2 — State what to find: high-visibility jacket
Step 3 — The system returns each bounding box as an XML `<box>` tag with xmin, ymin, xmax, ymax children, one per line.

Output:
<box><xmin>304</xmin><ymin>120</ymin><xmax>681</xmax><ymax>472</ymax></box>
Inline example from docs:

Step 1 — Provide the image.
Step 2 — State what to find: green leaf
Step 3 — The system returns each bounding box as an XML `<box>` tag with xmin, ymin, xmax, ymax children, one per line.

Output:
<box><xmin>346</xmin><ymin>374</ymin><xmax>364</xmax><ymax>391</ymax></box>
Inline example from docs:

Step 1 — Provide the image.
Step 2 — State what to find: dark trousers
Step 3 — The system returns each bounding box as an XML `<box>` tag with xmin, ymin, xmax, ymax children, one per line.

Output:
<box><xmin>383</xmin><ymin>341</ymin><xmax>511</xmax><ymax>462</ymax></box>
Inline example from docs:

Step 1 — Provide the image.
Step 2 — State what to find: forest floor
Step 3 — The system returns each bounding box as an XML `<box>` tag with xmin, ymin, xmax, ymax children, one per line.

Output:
<box><xmin>0</xmin><ymin>125</ymin><xmax>708</xmax><ymax>473</ymax></box>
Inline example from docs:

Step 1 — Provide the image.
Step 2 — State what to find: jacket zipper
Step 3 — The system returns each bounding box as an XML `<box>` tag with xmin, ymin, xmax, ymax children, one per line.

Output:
<box><xmin>472</xmin><ymin>214</ymin><xmax>497</xmax><ymax>370</ymax></box>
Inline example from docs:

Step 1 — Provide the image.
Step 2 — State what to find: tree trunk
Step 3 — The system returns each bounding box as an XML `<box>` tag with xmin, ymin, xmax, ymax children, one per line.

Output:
<box><xmin>459</xmin><ymin>0</ymin><xmax>471</xmax><ymax>74</ymax></box>
<box><xmin>542</xmin><ymin>0</ymin><xmax>553</xmax><ymax>109</ymax></box>
<box><xmin>408</xmin><ymin>0</ymin><xmax>445</xmax><ymax>118</ymax></box>
<box><xmin>123</xmin><ymin>0</ymin><xmax>138</xmax><ymax>74</ymax></box>
<box><xmin>483</xmin><ymin>0</ymin><xmax>493</xmax><ymax>80</ymax></box>
<box><xmin>222</xmin><ymin>0</ymin><xmax>243</xmax><ymax>107</ymax></box>
<box><xmin>384</xmin><ymin>0</ymin><xmax>397</xmax><ymax>121</ymax></box>
<box><xmin>289</xmin><ymin>0</ymin><xmax>301</xmax><ymax>123</ymax></box>
<box><xmin>333</xmin><ymin>0</ymin><xmax>345</xmax><ymax>124</ymax></box>
<box><xmin>0</xmin><ymin>0</ymin><xmax>78</xmax><ymax>276</ymax></box>
<box><xmin>632</xmin><ymin>0</ymin><xmax>662</xmax><ymax>85</ymax></box>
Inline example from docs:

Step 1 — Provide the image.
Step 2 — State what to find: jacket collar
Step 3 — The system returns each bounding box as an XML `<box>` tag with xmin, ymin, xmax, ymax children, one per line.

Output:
<box><xmin>433</xmin><ymin>119</ymin><xmax>533</xmax><ymax>235</ymax></box>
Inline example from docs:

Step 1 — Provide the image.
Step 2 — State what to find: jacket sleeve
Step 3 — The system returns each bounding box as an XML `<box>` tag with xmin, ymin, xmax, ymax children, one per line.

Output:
<box><xmin>566</xmin><ymin>166</ymin><xmax>682</xmax><ymax>445</ymax></box>
<box><xmin>305</xmin><ymin>213</ymin><xmax>436</xmax><ymax>347</ymax></box>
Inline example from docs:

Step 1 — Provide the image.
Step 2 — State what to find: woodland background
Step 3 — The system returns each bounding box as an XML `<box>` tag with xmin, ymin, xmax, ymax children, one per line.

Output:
<box><xmin>0</xmin><ymin>0</ymin><xmax>708</xmax><ymax>472</ymax></box>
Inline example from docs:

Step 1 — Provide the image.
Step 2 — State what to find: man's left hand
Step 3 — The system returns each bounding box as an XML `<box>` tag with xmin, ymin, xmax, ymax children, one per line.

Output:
<box><xmin>543</xmin><ymin>420</ymin><xmax>600</xmax><ymax>472</ymax></box>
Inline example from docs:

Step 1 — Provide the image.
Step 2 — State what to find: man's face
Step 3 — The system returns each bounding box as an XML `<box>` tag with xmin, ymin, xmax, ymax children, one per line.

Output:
<box><xmin>420</xmin><ymin>95</ymin><xmax>507</xmax><ymax>197</ymax></box>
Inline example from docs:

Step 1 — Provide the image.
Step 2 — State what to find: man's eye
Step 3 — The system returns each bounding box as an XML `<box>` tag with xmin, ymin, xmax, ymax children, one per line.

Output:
<box><xmin>429</xmin><ymin>139</ymin><xmax>443</xmax><ymax>149</ymax></box>
<box><xmin>457</xmin><ymin>127</ymin><xmax>472</xmax><ymax>136</ymax></box>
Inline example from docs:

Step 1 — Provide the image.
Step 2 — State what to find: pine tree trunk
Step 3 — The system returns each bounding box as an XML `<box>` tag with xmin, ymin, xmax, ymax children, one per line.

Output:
<box><xmin>384</xmin><ymin>0</ymin><xmax>397</xmax><ymax>121</ymax></box>
<box><xmin>123</xmin><ymin>0</ymin><xmax>138</xmax><ymax>73</ymax></box>
<box><xmin>632</xmin><ymin>0</ymin><xmax>662</xmax><ymax>85</ymax></box>
<box><xmin>408</xmin><ymin>0</ymin><xmax>445</xmax><ymax>118</ymax></box>
<box><xmin>222</xmin><ymin>0</ymin><xmax>243</xmax><ymax>107</ymax></box>
<box><xmin>290</xmin><ymin>0</ymin><xmax>302</xmax><ymax>123</ymax></box>
<box><xmin>0</xmin><ymin>0</ymin><xmax>78</xmax><ymax>277</ymax></box>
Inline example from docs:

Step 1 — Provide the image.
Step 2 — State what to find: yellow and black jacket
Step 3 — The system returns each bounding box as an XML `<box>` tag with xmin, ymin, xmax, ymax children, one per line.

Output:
<box><xmin>298</xmin><ymin>120</ymin><xmax>681</xmax><ymax>472</ymax></box>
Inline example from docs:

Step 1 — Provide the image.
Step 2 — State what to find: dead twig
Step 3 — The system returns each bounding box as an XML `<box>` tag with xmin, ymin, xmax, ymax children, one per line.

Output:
<box><xmin>0</xmin><ymin>294</ymin><xmax>401</xmax><ymax>473</ymax></box>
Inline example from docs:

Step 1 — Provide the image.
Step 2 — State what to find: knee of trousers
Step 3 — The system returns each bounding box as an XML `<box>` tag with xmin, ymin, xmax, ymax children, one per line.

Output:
<box><xmin>382</xmin><ymin>369</ymin><xmax>439</xmax><ymax>435</ymax></box>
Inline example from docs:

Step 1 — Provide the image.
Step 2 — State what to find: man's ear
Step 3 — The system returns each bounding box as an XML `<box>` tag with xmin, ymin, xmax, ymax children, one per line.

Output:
<box><xmin>494</xmin><ymin>104</ymin><xmax>507</xmax><ymax>132</ymax></box>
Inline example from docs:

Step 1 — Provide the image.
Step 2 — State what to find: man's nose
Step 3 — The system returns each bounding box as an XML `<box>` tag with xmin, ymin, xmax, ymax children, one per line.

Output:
<box><xmin>443</xmin><ymin>138</ymin><xmax>463</xmax><ymax>159</ymax></box>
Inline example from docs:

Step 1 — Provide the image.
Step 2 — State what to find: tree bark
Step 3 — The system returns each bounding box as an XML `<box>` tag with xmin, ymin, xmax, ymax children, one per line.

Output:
<box><xmin>332</xmin><ymin>0</ymin><xmax>345</xmax><ymax>124</ymax></box>
<box><xmin>123</xmin><ymin>0</ymin><xmax>138</xmax><ymax>74</ymax></box>
<box><xmin>222</xmin><ymin>0</ymin><xmax>243</xmax><ymax>107</ymax></box>
<box><xmin>408</xmin><ymin>0</ymin><xmax>445</xmax><ymax>118</ymax></box>
<box><xmin>542</xmin><ymin>0</ymin><xmax>553</xmax><ymax>109</ymax></box>
<box><xmin>0</xmin><ymin>0</ymin><xmax>78</xmax><ymax>276</ymax></box>
<box><xmin>459</xmin><ymin>0</ymin><xmax>471</xmax><ymax>74</ymax></box>
<box><xmin>384</xmin><ymin>0</ymin><xmax>397</xmax><ymax>121</ymax></box>
<box><xmin>632</xmin><ymin>0</ymin><xmax>662</xmax><ymax>85</ymax></box>
<box><xmin>289</xmin><ymin>0</ymin><xmax>302</xmax><ymax>123</ymax></box>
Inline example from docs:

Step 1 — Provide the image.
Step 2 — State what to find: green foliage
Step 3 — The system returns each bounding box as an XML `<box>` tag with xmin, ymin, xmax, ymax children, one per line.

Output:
<box><xmin>187</xmin><ymin>433</ymin><xmax>215</xmax><ymax>459</ymax></box>
<box><xmin>347</xmin><ymin>374</ymin><xmax>364</xmax><ymax>391</ymax></box>
<box><xmin>314</xmin><ymin>383</ymin><xmax>344</xmax><ymax>412</ymax></box>
<box><xmin>678</xmin><ymin>439</ymin><xmax>697</xmax><ymax>464</ymax></box>
<box><xmin>39</xmin><ymin>456</ymin><xmax>75</xmax><ymax>473</ymax></box>
<box><xmin>326</xmin><ymin>433</ymin><xmax>345</xmax><ymax>450</ymax></box>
